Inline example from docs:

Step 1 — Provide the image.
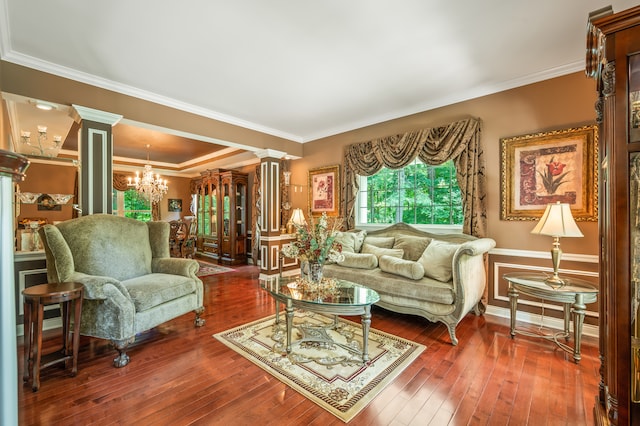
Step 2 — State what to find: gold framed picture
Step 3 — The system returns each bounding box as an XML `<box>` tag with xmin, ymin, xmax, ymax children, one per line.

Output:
<box><xmin>308</xmin><ymin>165</ymin><xmax>340</xmax><ymax>217</ymax></box>
<box><xmin>500</xmin><ymin>125</ymin><xmax>598</xmax><ymax>221</ymax></box>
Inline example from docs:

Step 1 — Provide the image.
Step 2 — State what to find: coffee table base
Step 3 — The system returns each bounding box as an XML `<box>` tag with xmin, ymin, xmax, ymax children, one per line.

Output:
<box><xmin>272</xmin><ymin>305</ymin><xmax>372</xmax><ymax>366</ymax></box>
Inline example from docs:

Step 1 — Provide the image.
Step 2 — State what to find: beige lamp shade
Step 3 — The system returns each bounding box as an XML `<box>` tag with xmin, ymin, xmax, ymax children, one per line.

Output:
<box><xmin>530</xmin><ymin>202</ymin><xmax>583</xmax><ymax>238</ymax></box>
<box><xmin>289</xmin><ymin>208</ymin><xmax>307</xmax><ymax>226</ymax></box>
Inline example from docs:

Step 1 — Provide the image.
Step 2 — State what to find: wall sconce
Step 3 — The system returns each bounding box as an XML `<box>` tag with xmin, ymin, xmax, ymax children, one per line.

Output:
<box><xmin>20</xmin><ymin>125</ymin><xmax>63</xmax><ymax>157</ymax></box>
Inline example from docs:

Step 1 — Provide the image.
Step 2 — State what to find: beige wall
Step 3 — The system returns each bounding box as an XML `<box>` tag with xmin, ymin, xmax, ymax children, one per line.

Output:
<box><xmin>297</xmin><ymin>71</ymin><xmax>600</xmax><ymax>325</ymax></box>
<box><xmin>298</xmin><ymin>71</ymin><xmax>598</xmax><ymax>256</ymax></box>
<box><xmin>16</xmin><ymin>162</ymin><xmax>77</xmax><ymax>224</ymax></box>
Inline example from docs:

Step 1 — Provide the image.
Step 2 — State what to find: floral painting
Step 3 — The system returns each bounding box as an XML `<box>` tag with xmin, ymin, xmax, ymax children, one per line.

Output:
<box><xmin>308</xmin><ymin>165</ymin><xmax>340</xmax><ymax>217</ymax></box>
<box><xmin>500</xmin><ymin>125</ymin><xmax>598</xmax><ymax>221</ymax></box>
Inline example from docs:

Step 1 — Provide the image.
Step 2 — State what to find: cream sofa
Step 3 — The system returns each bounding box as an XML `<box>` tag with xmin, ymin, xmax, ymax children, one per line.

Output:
<box><xmin>39</xmin><ymin>214</ymin><xmax>205</xmax><ymax>367</ymax></box>
<box><xmin>323</xmin><ymin>222</ymin><xmax>495</xmax><ymax>345</ymax></box>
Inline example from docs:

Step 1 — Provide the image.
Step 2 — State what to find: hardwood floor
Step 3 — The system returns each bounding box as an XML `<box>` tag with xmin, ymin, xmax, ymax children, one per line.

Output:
<box><xmin>18</xmin><ymin>265</ymin><xmax>599</xmax><ymax>425</ymax></box>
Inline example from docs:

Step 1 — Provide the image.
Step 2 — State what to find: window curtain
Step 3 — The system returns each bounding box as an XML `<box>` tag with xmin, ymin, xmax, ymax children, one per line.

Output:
<box><xmin>343</xmin><ymin>118</ymin><xmax>486</xmax><ymax>237</ymax></box>
<box><xmin>113</xmin><ymin>173</ymin><xmax>160</xmax><ymax>221</ymax></box>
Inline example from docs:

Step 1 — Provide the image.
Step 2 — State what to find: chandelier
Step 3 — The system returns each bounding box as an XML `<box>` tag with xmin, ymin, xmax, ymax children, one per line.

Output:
<box><xmin>127</xmin><ymin>144</ymin><xmax>168</xmax><ymax>204</ymax></box>
<box><xmin>21</xmin><ymin>125</ymin><xmax>62</xmax><ymax>157</ymax></box>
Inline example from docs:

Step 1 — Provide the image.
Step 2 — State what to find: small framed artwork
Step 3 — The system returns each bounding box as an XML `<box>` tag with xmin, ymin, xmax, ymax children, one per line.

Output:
<box><xmin>37</xmin><ymin>194</ymin><xmax>61</xmax><ymax>211</ymax></box>
<box><xmin>308</xmin><ymin>165</ymin><xmax>340</xmax><ymax>217</ymax></box>
<box><xmin>168</xmin><ymin>198</ymin><xmax>182</xmax><ymax>212</ymax></box>
<box><xmin>500</xmin><ymin>125</ymin><xmax>598</xmax><ymax>221</ymax></box>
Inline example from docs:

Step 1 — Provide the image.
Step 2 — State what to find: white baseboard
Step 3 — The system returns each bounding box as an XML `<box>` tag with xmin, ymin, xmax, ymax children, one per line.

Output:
<box><xmin>485</xmin><ymin>305</ymin><xmax>599</xmax><ymax>339</ymax></box>
<box><xmin>16</xmin><ymin>317</ymin><xmax>62</xmax><ymax>338</ymax></box>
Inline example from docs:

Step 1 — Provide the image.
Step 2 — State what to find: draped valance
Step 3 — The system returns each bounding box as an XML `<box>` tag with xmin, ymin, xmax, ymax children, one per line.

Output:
<box><xmin>343</xmin><ymin>118</ymin><xmax>486</xmax><ymax>237</ymax></box>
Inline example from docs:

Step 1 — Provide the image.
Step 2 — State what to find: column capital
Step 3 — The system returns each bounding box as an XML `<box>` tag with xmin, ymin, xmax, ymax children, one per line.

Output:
<box><xmin>71</xmin><ymin>105</ymin><xmax>123</xmax><ymax>126</ymax></box>
<box><xmin>255</xmin><ymin>149</ymin><xmax>287</xmax><ymax>160</ymax></box>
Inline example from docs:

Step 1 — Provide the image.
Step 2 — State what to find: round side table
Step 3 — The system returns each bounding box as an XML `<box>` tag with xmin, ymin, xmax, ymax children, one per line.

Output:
<box><xmin>22</xmin><ymin>282</ymin><xmax>84</xmax><ymax>392</ymax></box>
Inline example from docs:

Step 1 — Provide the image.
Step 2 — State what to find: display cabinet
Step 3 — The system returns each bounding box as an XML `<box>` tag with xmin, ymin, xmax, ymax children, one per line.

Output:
<box><xmin>193</xmin><ymin>169</ymin><xmax>220</xmax><ymax>261</ymax></box>
<box><xmin>220</xmin><ymin>170</ymin><xmax>248</xmax><ymax>265</ymax></box>
<box><xmin>587</xmin><ymin>6</ymin><xmax>640</xmax><ymax>425</ymax></box>
<box><xmin>192</xmin><ymin>169</ymin><xmax>248</xmax><ymax>265</ymax></box>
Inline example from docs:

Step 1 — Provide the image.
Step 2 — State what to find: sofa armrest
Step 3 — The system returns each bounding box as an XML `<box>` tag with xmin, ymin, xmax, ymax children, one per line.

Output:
<box><xmin>456</xmin><ymin>238</ymin><xmax>496</xmax><ymax>257</ymax></box>
<box><xmin>152</xmin><ymin>257</ymin><xmax>199</xmax><ymax>277</ymax></box>
<box><xmin>451</xmin><ymin>238</ymin><xmax>496</xmax><ymax>316</ymax></box>
<box><xmin>67</xmin><ymin>272</ymin><xmax>132</xmax><ymax>301</ymax></box>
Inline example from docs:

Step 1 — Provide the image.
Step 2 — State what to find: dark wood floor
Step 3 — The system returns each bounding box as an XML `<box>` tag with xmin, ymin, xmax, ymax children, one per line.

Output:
<box><xmin>18</xmin><ymin>265</ymin><xmax>599</xmax><ymax>425</ymax></box>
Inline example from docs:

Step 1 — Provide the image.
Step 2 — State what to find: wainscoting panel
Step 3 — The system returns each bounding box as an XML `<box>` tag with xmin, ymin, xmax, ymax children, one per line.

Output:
<box><xmin>487</xmin><ymin>250</ymin><xmax>599</xmax><ymax>336</ymax></box>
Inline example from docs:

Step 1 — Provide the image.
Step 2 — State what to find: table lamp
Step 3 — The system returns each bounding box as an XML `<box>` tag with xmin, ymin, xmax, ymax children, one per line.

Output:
<box><xmin>288</xmin><ymin>208</ymin><xmax>307</xmax><ymax>233</ymax></box>
<box><xmin>530</xmin><ymin>202</ymin><xmax>583</xmax><ymax>287</ymax></box>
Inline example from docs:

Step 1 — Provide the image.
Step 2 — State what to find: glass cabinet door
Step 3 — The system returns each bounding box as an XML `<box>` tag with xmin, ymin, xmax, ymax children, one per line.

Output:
<box><xmin>235</xmin><ymin>182</ymin><xmax>246</xmax><ymax>237</ymax></box>
<box><xmin>223</xmin><ymin>183</ymin><xmax>230</xmax><ymax>237</ymax></box>
<box><xmin>210</xmin><ymin>184</ymin><xmax>217</xmax><ymax>237</ymax></box>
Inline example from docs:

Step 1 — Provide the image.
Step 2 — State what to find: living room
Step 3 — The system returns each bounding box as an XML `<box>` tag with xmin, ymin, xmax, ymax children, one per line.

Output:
<box><xmin>1</xmin><ymin>2</ymin><xmax>637</xmax><ymax>425</ymax></box>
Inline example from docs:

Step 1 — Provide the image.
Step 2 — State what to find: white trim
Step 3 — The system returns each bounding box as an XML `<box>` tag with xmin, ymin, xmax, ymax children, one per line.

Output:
<box><xmin>270</xmin><ymin>162</ymin><xmax>280</xmax><ymax>233</ymax></box>
<box><xmin>270</xmin><ymin>246</ymin><xmax>280</xmax><ymax>271</ymax></box>
<box><xmin>71</xmin><ymin>105</ymin><xmax>122</xmax><ymax>126</ymax></box>
<box><xmin>260</xmin><ymin>235</ymin><xmax>294</xmax><ymax>242</ymax></box>
<box><xmin>485</xmin><ymin>306</ymin><xmax>599</xmax><ymax>339</ymax></box>
<box><xmin>254</xmin><ymin>149</ymin><xmax>287</xmax><ymax>160</ymax></box>
<box><xmin>490</xmin><ymin>247</ymin><xmax>599</xmax><ymax>263</ymax></box>
<box><xmin>3</xmin><ymin>49</ymin><xmax>302</xmax><ymax>141</ymax></box>
<box><xmin>260</xmin><ymin>245</ymin><xmax>268</xmax><ymax>271</ymax></box>
<box><xmin>17</xmin><ymin>268</ymin><xmax>48</xmax><ymax>316</ymax></box>
<box><xmin>14</xmin><ymin>250</ymin><xmax>45</xmax><ymax>262</ymax></box>
<box><xmin>260</xmin><ymin>162</ymin><xmax>268</xmax><ymax>233</ymax></box>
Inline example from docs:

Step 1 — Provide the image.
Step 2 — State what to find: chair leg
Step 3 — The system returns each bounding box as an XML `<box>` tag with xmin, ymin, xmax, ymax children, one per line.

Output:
<box><xmin>111</xmin><ymin>337</ymin><xmax>134</xmax><ymax>368</ymax></box>
<box><xmin>194</xmin><ymin>307</ymin><xmax>205</xmax><ymax>327</ymax></box>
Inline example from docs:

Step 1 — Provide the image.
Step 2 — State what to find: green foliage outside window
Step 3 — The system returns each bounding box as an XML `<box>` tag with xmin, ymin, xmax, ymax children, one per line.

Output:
<box><xmin>112</xmin><ymin>189</ymin><xmax>151</xmax><ymax>222</ymax></box>
<box><xmin>358</xmin><ymin>159</ymin><xmax>463</xmax><ymax>226</ymax></box>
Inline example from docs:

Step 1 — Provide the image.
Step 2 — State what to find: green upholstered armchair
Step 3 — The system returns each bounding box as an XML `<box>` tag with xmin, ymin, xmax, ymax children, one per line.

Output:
<box><xmin>39</xmin><ymin>214</ymin><xmax>205</xmax><ymax>367</ymax></box>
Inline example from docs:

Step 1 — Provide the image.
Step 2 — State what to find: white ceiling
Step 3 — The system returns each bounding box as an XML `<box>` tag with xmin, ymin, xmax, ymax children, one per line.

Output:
<box><xmin>0</xmin><ymin>0</ymin><xmax>636</xmax><ymax>146</ymax></box>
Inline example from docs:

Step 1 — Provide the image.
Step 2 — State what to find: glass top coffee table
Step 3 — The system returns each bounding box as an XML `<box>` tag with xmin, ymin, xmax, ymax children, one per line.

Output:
<box><xmin>260</xmin><ymin>275</ymin><xmax>380</xmax><ymax>365</ymax></box>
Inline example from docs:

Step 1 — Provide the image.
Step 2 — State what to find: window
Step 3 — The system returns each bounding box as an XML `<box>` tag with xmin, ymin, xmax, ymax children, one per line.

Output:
<box><xmin>357</xmin><ymin>159</ymin><xmax>463</xmax><ymax>227</ymax></box>
<box><xmin>112</xmin><ymin>189</ymin><xmax>152</xmax><ymax>222</ymax></box>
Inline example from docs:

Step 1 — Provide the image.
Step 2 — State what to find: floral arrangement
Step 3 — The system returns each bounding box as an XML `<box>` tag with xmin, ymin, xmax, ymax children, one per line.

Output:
<box><xmin>281</xmin><ymin>212</ymin><xmax>344</xmax><ymax>265</ymax></box>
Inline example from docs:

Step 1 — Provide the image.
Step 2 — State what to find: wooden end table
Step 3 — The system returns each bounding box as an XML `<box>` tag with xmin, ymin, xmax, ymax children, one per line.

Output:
<box><xmin>22</xmin><ymin>282</ymin><xmax>84</xmax><ymax>392</ymax></box>
<box><xmin>503</xmin><ymin>272</ymin><xmax>598</xmax><ymax>363</ymax></box>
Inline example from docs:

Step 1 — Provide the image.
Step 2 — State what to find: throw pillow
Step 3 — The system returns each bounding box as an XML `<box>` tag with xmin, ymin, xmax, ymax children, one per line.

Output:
<box><xmin>361</xmin><ymin>243</ymin><xmax>404</xmax><ymax>260</ymax></box>
<box><xmin>337</xmin><ymin>252</ymin><xmax>378</xmax><ymax>269</ymax></box>
<box><xmin>392</xmin><ymin>235</ymin><xmax>432</xmax><ymax>261</ymax></box>
<box><xmin>379</xmin><ymin>255</ymin><xmax>425</xmax><ymax>280</ymax></box>
<box><xmin>418</xmin><ymin>239</ymin><xmax>460</xmax><ymax>282</ymax></box>
<box><xmin>334</xmin><ymin>231</ymin><xmax>356</xmax><ymax>253</ymax></box>
<box><xmin>350</xmin><ymin>229</ymin><xmax>367</xmax><ymax>252</ymax></box>
<box><xmin>362</xmin><ymin>236</ymin><xmax>395</xmax><ymax>249</ymax></box>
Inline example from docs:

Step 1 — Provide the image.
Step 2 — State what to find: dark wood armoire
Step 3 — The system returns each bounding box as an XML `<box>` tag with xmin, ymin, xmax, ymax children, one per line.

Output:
<box><xmin>587</xmin><ymin>5</ymin><xmax>640</xmax><ymax>425</ymax></box>
<box><xmin>192</xmin><ymin>169</ymin><xmax>248</xmax><ymax>265</ymax></box>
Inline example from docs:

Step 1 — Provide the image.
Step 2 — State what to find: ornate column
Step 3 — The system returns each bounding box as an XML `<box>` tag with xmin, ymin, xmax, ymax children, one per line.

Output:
<box><xmin>0</xmin><ymin>150</ymin><xmax>29</xmax><ymax>426</ymax></box>
<box><xmin>255</xmin><ymin>149</ymin><xmax>300</xmax><ymax>277</ymax></box>
<box><xmin>256</xmin><ymin>149</ymin><xmax>284</xmax><ymax>277</ymax></box>
<box><xmin>71</xmin><ymin>105</ymin><xmax>122</xmax><ymax>215</ymax></box>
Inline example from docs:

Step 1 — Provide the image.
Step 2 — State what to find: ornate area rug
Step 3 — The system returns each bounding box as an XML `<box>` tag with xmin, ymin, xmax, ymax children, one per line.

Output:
<box><xmin>213</xmin><ymin>311</ymin><xmax>426</xmax><ymax>422</ymax></box>
<box><xmin>196</xmin><ymin>260</ymin><xmax>234</xmax><ymax>277</ymax></box>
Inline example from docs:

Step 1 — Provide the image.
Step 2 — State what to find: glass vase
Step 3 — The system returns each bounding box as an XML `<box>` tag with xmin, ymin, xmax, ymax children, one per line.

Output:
<box><xmin>308</xmin><ymin>262</ymin><xmax>324</xmax><ymax>284</ymax></box>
